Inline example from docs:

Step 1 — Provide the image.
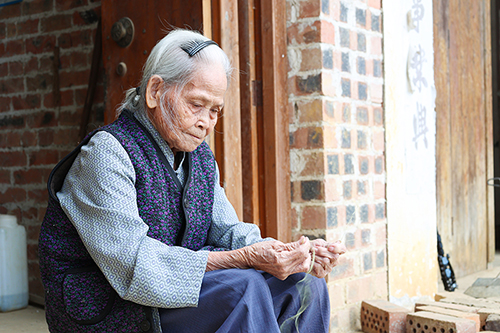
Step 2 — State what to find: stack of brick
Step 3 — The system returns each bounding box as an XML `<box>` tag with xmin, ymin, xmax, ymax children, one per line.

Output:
<box><xmin>360</xmin><ymin>294</ymin><xmax>500</xmax><ymax>333</ymax></box>
<box><xmin>286</xmin><ymin>0</ymin><xmax>384</xmax><ymax>330</ymax></box>
<box><xmin>0</xmin><ymin>0</ymin><xmax>103</xmax><ymax>304</ymax></box>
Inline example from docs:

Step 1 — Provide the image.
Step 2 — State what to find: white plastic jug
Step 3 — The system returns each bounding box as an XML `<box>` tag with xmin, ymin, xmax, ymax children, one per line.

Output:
<box><xmin>0</xmin><ymin>214</ymin><xmax>28</xmax><ymax>312</ymax></box>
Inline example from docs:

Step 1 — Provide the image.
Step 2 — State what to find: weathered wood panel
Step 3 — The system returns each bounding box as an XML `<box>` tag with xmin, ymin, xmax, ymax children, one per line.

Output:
<box><xmin>260</xmin><ymin>0</ymin><xmax>291</xmax><ymax>242</ymax></box>
<box><xmin>102</xmin><ymin>0</ymin><xmax>204</xmax><ymax>123</ymax></box>
<box><xmin>238</xmin><ymin>0</ymin><xmax>263</xmax><ymax>226</ymax></box>
<box><xmin>434</xmin><ymin>0</ymin><xmax>493</xmax><ymax>276</ymax></box>
<box><xmin>211</xmin><ymin>0</ymin><xmax>244</xmax><ymax>220</ymax></box>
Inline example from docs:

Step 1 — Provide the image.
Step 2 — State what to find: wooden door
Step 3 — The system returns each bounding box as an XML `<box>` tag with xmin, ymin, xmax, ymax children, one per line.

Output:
<box><xmin>434</xmin><ymin>0</ymin><xmax>494</xmax><ymax>277</ymax></box>
<box><xmin>102</xmin><ymin>0</ymin><xmax>204</xmax><ymax>122</ymax></box>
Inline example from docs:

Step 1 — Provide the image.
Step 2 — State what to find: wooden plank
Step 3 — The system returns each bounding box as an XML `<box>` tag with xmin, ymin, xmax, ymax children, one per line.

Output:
<box><xmin>238</xmin><ymin>0</ymin><xmax>262</xmax><ymax>226</ymax></box>
<box><xmin>482</xmin><ymin>0</ymin><xmax>495</xmax><ymax>263</ymax></box>
<box><xmin>212</xmin><ymin>0</ymin><xmax>244</xmax><ymax>220</ymax></box>
<box><xmin>260</xmin><ymin>0</ymin><xmax>290</xmax><ymax>242</ymax></box>
<box><xmin>434</xmin><ymin>0</ymin><xmax>453</xmax><ymax>257</ymax></box>
<box><xmin>434</xmin><ymin>0</ymin><xmax>490</xmax><ymax>276</ymax></box>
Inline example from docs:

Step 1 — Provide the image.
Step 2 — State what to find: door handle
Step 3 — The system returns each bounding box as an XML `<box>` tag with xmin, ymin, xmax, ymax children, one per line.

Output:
<box><xmin>111</xmin><ymin>17</ymin><xmax>134</xmax><ymax>48</ymax></box>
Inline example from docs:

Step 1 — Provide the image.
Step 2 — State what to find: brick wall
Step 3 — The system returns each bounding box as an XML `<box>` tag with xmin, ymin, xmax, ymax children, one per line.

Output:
<box><xmin>286</xmin><ymin>0</ymin><xmax>386</xmax><ymax>331</ymax></box>
<box><xmin>0</xmin><ymin>0</ymin><xmax>103</xmax><ymax>304</ymax></box>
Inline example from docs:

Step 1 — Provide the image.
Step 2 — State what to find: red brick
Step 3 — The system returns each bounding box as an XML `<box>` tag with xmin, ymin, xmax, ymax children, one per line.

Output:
<box><xmin>38</xmin><ymin>128</ymin><xmax>54</xmax><ymax>146</ymax></box>
<box><xmin>329</xmin><ymin>256</ymin><xmax>355</xmax><ymax>280</ymax></box>
<box><xmin>21</xmin><ymin>131</ymin><xmax>37</xmax><ymax>147</ymax></box>
<box><xmin>28</xmin><ymin>149</ymin><xmax>59</xmax><ymax>166</ymax></box>
<box><xmin>324</xmin><ymin>177</ymin><xmax>339</xmax><ymax>201</ymax></box>
<box><xmin>328</xmin><ymin>283</ymin><xmax>345</xmax><ymax>309</ymax></box>
<box><xmin>23</xmin><ymin>208</ymin><xmax>39</xmax><ymax>221</ymax></box>
<box><xmin>56</xmin><ymin>0</ymin><xmax>87</xmax><ymax>11</ymax></box>
<box><xmin>59</xmin><ymin>69</ymin><xmax>90</xmax><ymax>88</ymax></box>
<box><xmin>27</xmin><ymin>243</ymin><xmax>39</xmax><ymax>261</ymax></box>
<box><xmin>0</xmin><ymin>131</ymin><xmax>21</xmax><ymax>148</ymax></box>
<box><xmin>299</xmin><ymin>0</ymin><xmax>320</xmax><ymax>18</ymax></box>
<box><xmin>12</xmin><ymin>94</ymin><xmax>41</xmax><ymax>110</ymax></box>
<box><xmin>347</xmin><ymin>273</ymin><xmax>387</xmax><ymax>303</ymax></box>
<box><xmin>14</xmin><ymin>168</ymin><xmax>51</xmax><ymax>185</ymax></box>
<box><xmin>302</xmin><ymin>205</ymin><xmax>326</xmax><ymax>229</ymax></box>
<box><xmin>300</xmin><ymin>47</ymin><xmax>322</xmax><ymax>72</ymax></box>
<box><xmin>361</xmin><ymin>300</ymin><xmax>410</xmax><ymax>333</ymax></box>
<box><xmin>419</xmin><ymin>300</ymin><xmax>483</xmax><ymax>313</ymax></box>
<box><xmin>291</xmin><ymin>206</ymin><xmax>299</xmax><ymax>229</ymax></box>
<box><xmin>368</xmin><ymin>0</ymin><xmax>381</xmax><ymax>10</ymax></box>
<box><xmin>370</xmin><ymin>36</ymin><xmax>382</xmax><ymax>55</ymax></box>
<box><xmin>0</xmin><ymin>187</ymin><xmax>27</xmax><ymax>202</ymax></box>
<box><xmin>375</xmin><ymin>223</ymin><xmax>387</xmax><ymax>246</ymax></box>
<box><xmin>26</xmin><ymin>35</ymin><xmax>56</xmax><ymax>54</ymax></box>
<box><xmin>23</xmin><ymin>223</ymin><xmax>41</xmax><ymax>239</ymax></box>
<box><xmin>294</xmin><ymin>151</ymin><xmax>325</xmax><ymax>177</ymax></box>
<box><xmin>371</xmin><ymin>83</ymin><xmax>383</xmax><ymax>103</ymax></box>
<box><xmin>0</xmin><ymin>62</ymin><xmax>7</xmax><ymax>77</ymax></box>
<box><xmin>0</xmin><ymin>170</ymin><xmax>10</xmax><ymax>184</ymax></box>
<box><xmin>5</xmin><ymin>39</ymin><xmax>25</xmax><ymax>57</ymax></box>
<box><xmin>415</xmin><ymin>306</ymin><xmax>480</xmax><ymax>332</ymax></box>
<box><xmin>373</xmin><ymin>129</ymin><xmax>385</xmax><ymax>151</ymax></box>
<box><xmin>5</xmin><ymin>22</ymin><xmax>16</xmax><ymax>38</ymax></box>
<box><xmin>0</xmin><ymin>2</ymin><xmax>21</xmax><ymax>20</ymax></box>
<box><xmin>28</xmin><ymin>276</ymin><xmax>45</xmax><ymax>298</ymax></box>
<box><xmin>28</xmin><ymin>189</ymin><xmax>49</xmax><ymax>204</ymax></box>
<box><xmin>321</xmin><ymin>20</ymin><xmax>335</xmax><ymax>44</ymax></box>
<box><xmin>27</xmin><ymin>111</ymin><xmax>57</xmax><ymax>128</ymax></box>
<box><xmin>0</xmin><ymin>22</ymin><xmax>5</xmax><ymax>40</ymax></box>
<box><xmin>0</xmin><ymin>151</ymin><xmax>26</xmax><ymax>167</ymax></box>
<box><xmin>288</xmin><ymin>21</ymin><xmax>322</xmax><ymax>45</ymax></box>
<box><xmin>296</xmin><ymin>98</ymin><xmax>323</xmax><ymax>123</ymax></box>
<box><xmin>0</xmin><ymin>77</ymin><xmax>24</xmax><ymax>94</ymax></box>
<box><xmin>290</xmin><ymin>126</ymin><xmax>324</xmax><ymax>149</ymax></box>
<box><xmin>0</xmin><ymin>96</ymin><xmax>11</xmax><ymax>112</ymax></box>
<box><xmin>41</xmin><ymin>14</ymin><xmax>72</xmax><ymax>33</ymax></box>
<box><xmin>407</xmin><ymin>312</ymin><xmax>476</xmax><ymax>333</ymax></box>
<box><xmin>374</xmin><ymin>181</ymin><xmax>385</xmax><ymax>199</ymax></box>
<box><xmin>59</xmin><ymin>110</ymin><xmax>81</xmax><ymax>126</ymax></box>
<box><xmin>24</xmin><ymin>57</ymin><xmax>39</xmax><ymax>74</ymax></box>
<box><xmin>58</xmin><ymin>29</ymin><xmax>93</xmax><ymax>49</ymax></box>
<box><xmin>17</xmin><ymin>18</ymin><xmax>39</xmax><ymax>35</ymax></box>
<box><xmin>8</xmin><ymin>61</ymin><xmax>23</xmax><ymax>76</ymax></box>
<box><xmin>21</xmin><ymin>0</ymin><xmax>53</xmax><ymax>16</ymax></box>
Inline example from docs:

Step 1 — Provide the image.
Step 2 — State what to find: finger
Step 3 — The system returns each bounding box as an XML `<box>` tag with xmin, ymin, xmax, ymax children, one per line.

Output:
<box><xmin>328</xmin><ymin>242</ymin><xmax>347</xmax><ymax>255</ymax></box>
<box><xmin>311</xmin><ymin>238</ymin><xmax>328</xmax><ymax>248</ymax></box>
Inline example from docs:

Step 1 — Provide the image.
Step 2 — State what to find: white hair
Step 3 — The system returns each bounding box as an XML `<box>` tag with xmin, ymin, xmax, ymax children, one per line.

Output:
<box><xmin>118</xmin><ymin>29</ymin><xmax>233</xmax><ymax>134</ymax></box>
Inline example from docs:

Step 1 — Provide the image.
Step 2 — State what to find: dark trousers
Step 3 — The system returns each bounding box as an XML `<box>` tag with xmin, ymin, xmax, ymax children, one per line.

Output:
<box><xmin>158</xmin><ymin>268</ymin><xmax>330</xmax><ymax>333</ymax></box>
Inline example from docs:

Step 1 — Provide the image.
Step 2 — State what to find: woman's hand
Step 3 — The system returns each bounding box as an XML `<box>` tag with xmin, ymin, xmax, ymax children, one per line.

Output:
<box><xmin>308</xmin><ymin>239</ymin><xmax>347</xmax><ymax>279</ymax></box>
<box><xmin>242</xmin><ymin>236</ymin><xmax>312</xmax><ymax>280</ymax></box>
<box><xmin>206</xmin><ymin>236</ymin><xmax>312</xmax><ymax>280</ymax></box>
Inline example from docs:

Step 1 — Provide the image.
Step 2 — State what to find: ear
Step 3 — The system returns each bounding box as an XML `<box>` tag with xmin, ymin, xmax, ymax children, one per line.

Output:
<box><xmin>145</xmin><ymin>75</ymin><xmax>164</xmax><ymax>109</ymax></box>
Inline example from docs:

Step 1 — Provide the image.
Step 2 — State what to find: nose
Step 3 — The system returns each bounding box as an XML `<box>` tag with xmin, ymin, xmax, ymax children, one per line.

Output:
<box><xmin>196</xmin><ymin>108</ymin><xmax>211</xmax><ymax>130</ymax></box>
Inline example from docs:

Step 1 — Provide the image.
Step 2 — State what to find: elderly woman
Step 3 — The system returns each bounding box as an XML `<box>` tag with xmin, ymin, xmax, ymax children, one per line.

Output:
<box><xmin>39</xmin><ymin>29</ymin><xmax>346</xmax><ymax>333</ymax></box>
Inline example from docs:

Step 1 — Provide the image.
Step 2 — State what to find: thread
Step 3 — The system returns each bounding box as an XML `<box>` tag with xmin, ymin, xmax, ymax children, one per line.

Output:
<box><xmin>279</xmin><ymin>248</ymin><xmax>316</xmax><ymax>333</ymax></box>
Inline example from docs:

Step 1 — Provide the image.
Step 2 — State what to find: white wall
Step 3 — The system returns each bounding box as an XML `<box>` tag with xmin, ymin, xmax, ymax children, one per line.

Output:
<box><xmin>383</xmin><ymin>0</ymin><xmax>438</xmax><ymax>305</ymax></box>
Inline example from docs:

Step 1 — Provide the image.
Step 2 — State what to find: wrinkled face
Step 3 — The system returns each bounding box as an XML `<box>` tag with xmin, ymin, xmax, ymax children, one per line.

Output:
<box><xmin>148</xmin><ymin>64</ymin><xmax>227</xmax><ymax>154</ymax></box>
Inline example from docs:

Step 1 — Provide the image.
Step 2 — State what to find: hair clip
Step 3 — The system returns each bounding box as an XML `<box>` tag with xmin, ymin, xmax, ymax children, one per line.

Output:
<box><xmin>181</xmin><ymin>40</ymin><xmax>218</xmax><ymax>57</ymax></box>
<box><xmin>132</xmin><ymin>86</ymin><xmax>140</xmax><ymax>107</ymax></box>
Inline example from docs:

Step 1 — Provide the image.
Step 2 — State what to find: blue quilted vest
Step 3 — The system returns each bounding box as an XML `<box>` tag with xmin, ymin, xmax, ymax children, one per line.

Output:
<box><xmin>39</xmin><ymin>110</ymin><xmax>216</xmax><ymax>332</ymax></box>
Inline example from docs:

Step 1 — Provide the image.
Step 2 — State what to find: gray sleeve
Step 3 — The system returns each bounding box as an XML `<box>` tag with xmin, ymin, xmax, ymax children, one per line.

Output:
<box><xmin>205</xmin><ymin>162</ymin><xmax>267</xmax><ymax>250</ymax></box>
<box><xmin>57</xmin><ymin>131</ymin><xmax>208</xmax><ymax>309</ymax></box>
